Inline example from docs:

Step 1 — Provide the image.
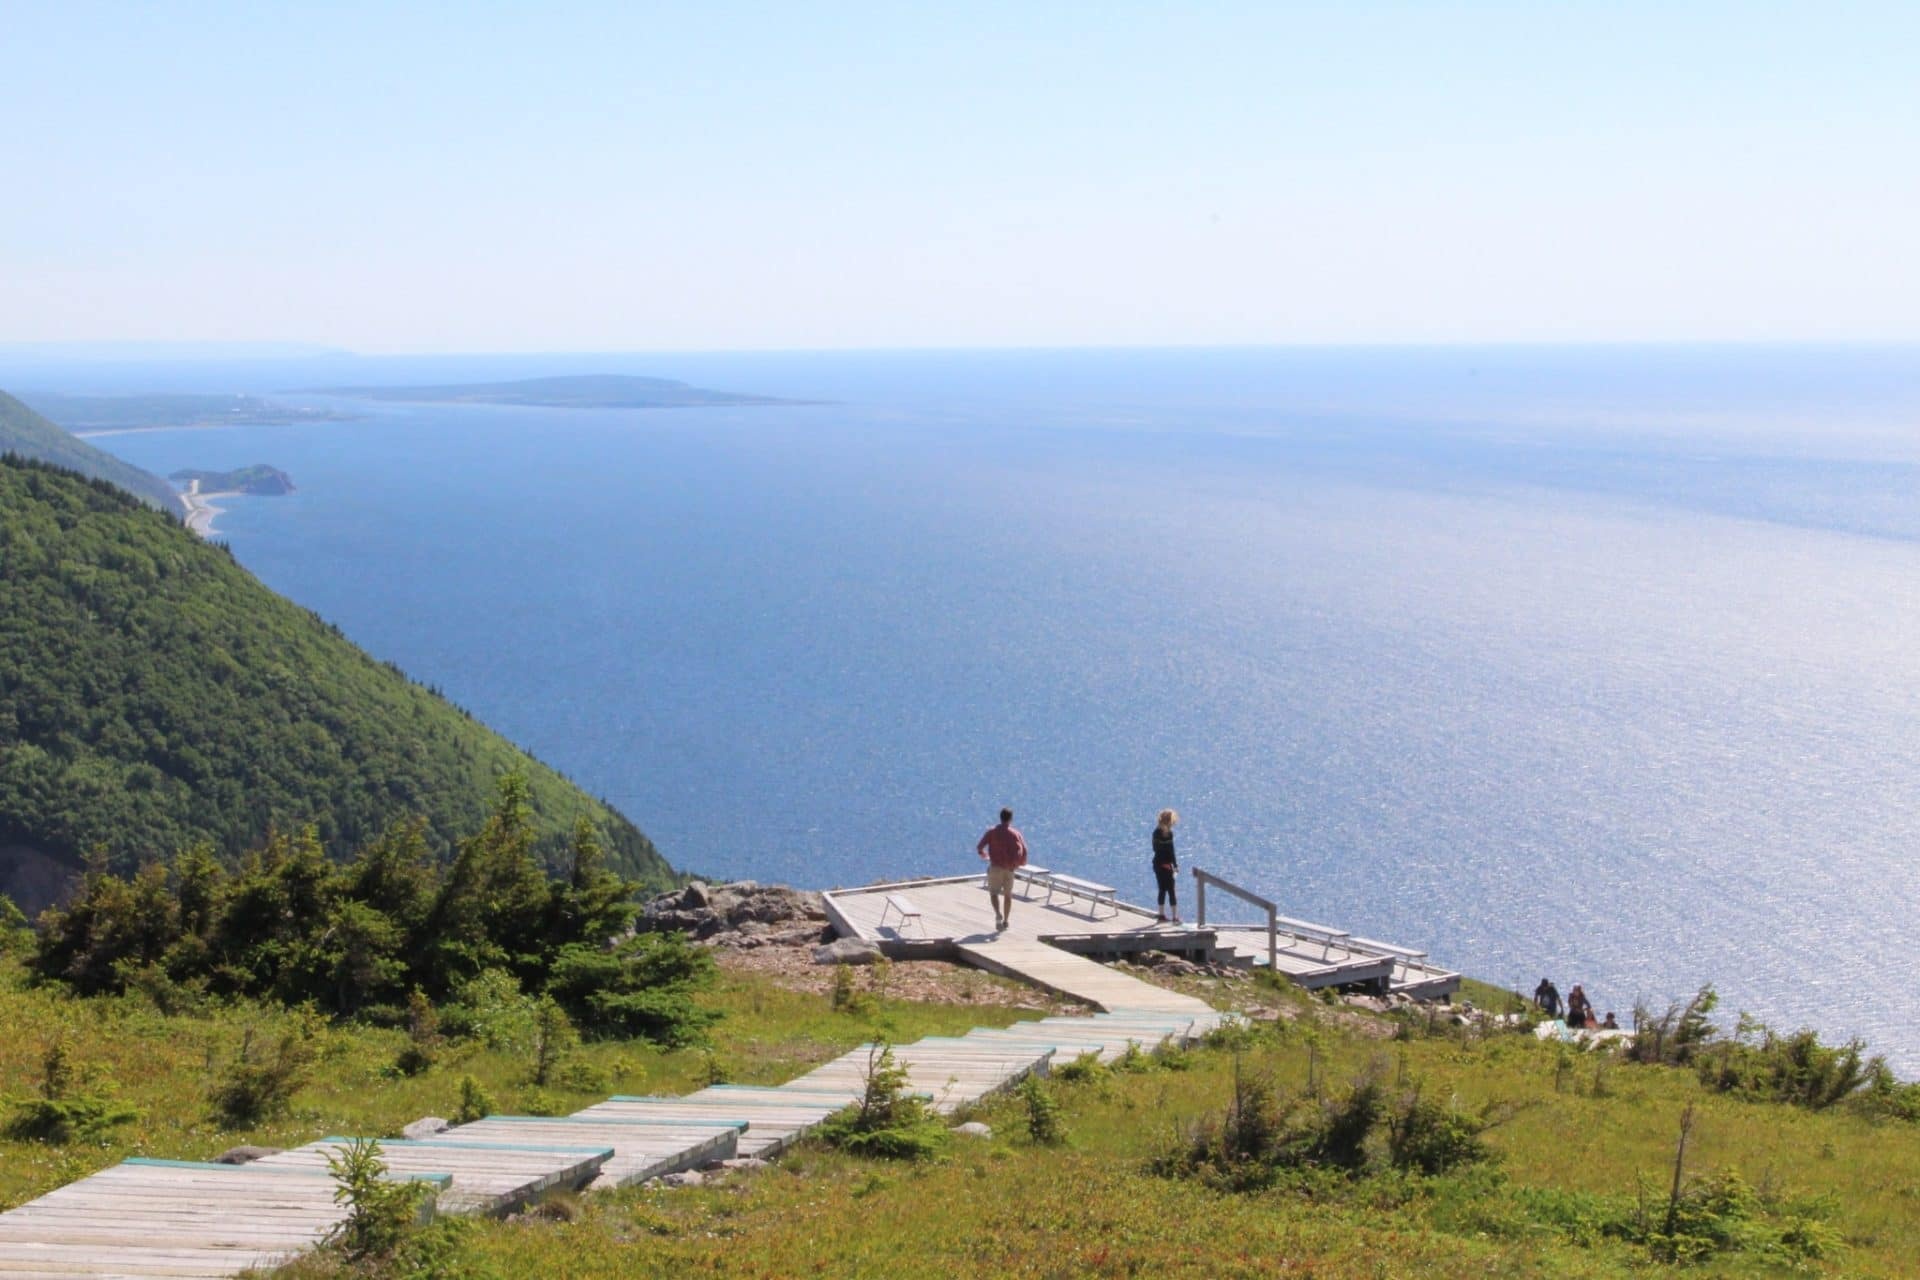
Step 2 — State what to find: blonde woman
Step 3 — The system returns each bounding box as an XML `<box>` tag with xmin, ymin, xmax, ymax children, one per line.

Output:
<box><xmin>1151</xmin><ymin>808</ymin><xmax>1180</xmax><ymax>923</ymax></box>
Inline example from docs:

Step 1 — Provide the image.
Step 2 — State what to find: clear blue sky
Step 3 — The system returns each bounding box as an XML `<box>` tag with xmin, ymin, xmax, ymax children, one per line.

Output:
<box><xmin>4</xmin><ymin>2</ymin><xmax>1917</xmax><ymax>351</ymax></box>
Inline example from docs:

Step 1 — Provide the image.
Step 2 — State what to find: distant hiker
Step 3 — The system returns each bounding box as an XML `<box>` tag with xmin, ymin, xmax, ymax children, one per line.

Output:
<box><xmin>1601</xmin><ymin>1011</ymin><xmax>1620</xmax><ymax>1031</ymax></box>
<box><xmin>1533</xmin><ymin>978</ymin><xmax>1561</xmax><ymax>1018</ymax></box>
<box><xmin>976</xmin><ymin>807</ymin><xmax>1028</xmax><ymax>932</ymax></box>
<box><xmin>1565</xmin><ymin>984</ymin><xmax>1595</xmax><ymax>1030</ymax></box>
<box><xmin>1152</xmin><ymin>808</ymin><xmax>1181</xmax><ymax>923</ymax></box>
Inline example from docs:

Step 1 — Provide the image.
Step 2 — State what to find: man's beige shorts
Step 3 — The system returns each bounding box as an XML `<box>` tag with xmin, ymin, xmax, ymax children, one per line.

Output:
<box><xmin>986</xmin><ymin>865</ymin><xmax>1016</xmax><ymax>895</ymax></box>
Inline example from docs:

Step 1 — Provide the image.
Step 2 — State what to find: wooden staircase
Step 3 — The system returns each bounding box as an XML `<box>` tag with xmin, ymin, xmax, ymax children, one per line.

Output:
<box><xmin>0</xmin><ymin>979</ymin><xmax>1235</xmax><ymax>1277</ymax></box>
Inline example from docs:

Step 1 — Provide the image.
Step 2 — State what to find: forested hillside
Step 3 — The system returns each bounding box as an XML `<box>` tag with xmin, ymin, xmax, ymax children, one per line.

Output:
<box><xmin>0</xmin><ymin>455</ymin><xmax>673</xmax><ymax>906</ymax></box>
<box><xmin>0</xmin><ymin>391</ymin><xmax>184</xmax><ymax>515</ymax></box>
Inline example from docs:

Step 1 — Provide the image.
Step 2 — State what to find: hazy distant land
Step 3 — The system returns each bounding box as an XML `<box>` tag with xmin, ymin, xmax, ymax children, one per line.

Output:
<box><xmin>169</xmin><ymin>464</ymin><xmax>296</xmax><ymax>496</ymax></box>
<box><xmin>297</xmin><ymin>373</ymin><xmax>814</xmax><ymax>409</ymax></box>
<box><xmin>23</xmin><ymin>392</ymin><xmax>357</xmax><ymax>435</ymax></box>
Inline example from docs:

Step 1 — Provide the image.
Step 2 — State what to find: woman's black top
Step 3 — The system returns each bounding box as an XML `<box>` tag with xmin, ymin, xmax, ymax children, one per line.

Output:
<box><xmin>1152</xmin><ymin>827</ymin><xmax>1176</xmax><ymax>868</ymax></box>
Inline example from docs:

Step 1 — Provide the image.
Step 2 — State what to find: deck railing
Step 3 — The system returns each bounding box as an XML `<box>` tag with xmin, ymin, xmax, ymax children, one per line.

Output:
<box><xmin>1190</xmin><ymin>867</ymin><xmax>1278</xmax><ymax>971</ymax></box>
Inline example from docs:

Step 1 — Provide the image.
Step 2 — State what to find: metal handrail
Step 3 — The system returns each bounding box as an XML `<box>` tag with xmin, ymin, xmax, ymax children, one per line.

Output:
<box><xmin>1191</xmin><ymin>867</ymin><xmax>1278</xmax><ymax>971</ymax></box>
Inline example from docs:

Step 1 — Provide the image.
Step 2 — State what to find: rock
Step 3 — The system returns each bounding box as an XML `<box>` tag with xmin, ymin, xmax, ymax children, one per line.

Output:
<box><xmin>719</xmin><ymin>1157</ymin><xmax>770</xmax><ymax>1171</ymax></box>
<box><xmin>212</xmin><ymin>1145</ymin><xmax>281</xmax><ymax>1165</ymax></box>
<box><xmin>637</xmin><ymin>880</ymin><xmax>831</xmax><ymax>945</ymax></box>
<box><xmin>661</xmin><ymin>1170</ymin><xmax>706</xmax><ymax>1187</ymax></box>
<box><xmin>402</xmin><ymin>1116</ymin><xmax>450</xmax><ymax>1140</ymax></box>
<box><xmin>953</xmin><ymin>1122</ymin><xmax>993</xmax><ymax>1139</ymax></box>
<box><xmin>813</xmin><ymin>937</ymin><xmax>885</xmax><ymax>965</ymax></box>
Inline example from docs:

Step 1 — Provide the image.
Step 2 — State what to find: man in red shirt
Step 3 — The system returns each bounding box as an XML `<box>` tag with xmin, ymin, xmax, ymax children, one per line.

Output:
<box><xmin>976</xmin><ymin>806</ymin><xmax>1028</xmax><ymax>932</ymax></box>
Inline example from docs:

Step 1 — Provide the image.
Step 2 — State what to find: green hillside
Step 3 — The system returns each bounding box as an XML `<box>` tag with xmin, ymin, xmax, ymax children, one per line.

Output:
<box><xmin>0</xmin><ymin>454</ymin><xmax>674</xmax><ymax>905</ymax></box>
<box><xmin>0</xmin><ymin>391</ymin><xmax>184</xmax><ymax>515</ymax></box>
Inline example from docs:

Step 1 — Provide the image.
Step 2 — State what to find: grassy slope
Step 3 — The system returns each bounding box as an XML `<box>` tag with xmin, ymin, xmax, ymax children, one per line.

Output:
<box><xmin>3</xmin><ymin>948</ymin><xmax>1911</xmax><ymax>1278</ymax></box>
<box><xmin>0</xmin><ymin>456</ymin><xmax>671</xmax><ymax>887</ymax></box>
<box><xmin>0</xmin><ymin>953</ymin><xmax>1038</xmax><ymax>1210</ymax></box>
<box><xmin>0</xmin><ymin>390</ymin><xmax>184</xmax><ymax>514</ymax></box>
<box><xmin>447</xmin><ymin>1010</ymin><xmax>1920</xmax><ymax>1280</ymax></box>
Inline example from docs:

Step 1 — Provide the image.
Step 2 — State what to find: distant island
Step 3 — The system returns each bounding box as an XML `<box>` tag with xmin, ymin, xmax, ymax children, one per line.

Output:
<box><xmin>22</xmin><ymin>392</ymin><xmax>357</xmax><ymax>435</ymax></box>
<box><xmin>296</xmin><ymin>373</ymin><xmax>814</xmax><ymax>409</ymax></box>
<box><xmin>169</xmin><ymin>464</ymin><xmax>296</xmax><ymax>496</ymax></box>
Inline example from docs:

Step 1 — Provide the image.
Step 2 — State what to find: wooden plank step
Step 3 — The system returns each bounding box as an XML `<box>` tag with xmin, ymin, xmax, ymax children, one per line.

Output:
<box><xmin>576</xmin><ymin>1099</ymin><xmax>836</xmax><ymax>1158</ymax></box>
<box><xmin>0</xmin><ymin>1159</ymin><xmax>444</xmax><ymax>1279</ymax></box>
<box><xmin>255</xmin><ymin>1138</ymin><xmax>608</xmax><ymax>1216</ymax></box>
<box><xmin>447</xmin><ymin>1116</ymin><xmax>741</xmax><ymax>1188</ymax></box>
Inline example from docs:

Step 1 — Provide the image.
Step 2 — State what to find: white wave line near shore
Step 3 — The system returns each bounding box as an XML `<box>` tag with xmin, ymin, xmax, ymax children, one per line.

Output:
<box><xmin>180</xmin><ymin>479</ymin><xmax>238</xmax><ymax>537</ymax></box>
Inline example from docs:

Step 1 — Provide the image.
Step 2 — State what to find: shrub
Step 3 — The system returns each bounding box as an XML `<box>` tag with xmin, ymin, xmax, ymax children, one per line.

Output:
<box><xmin>211</xmin><ymin>1026</ymin><xmax>315</xmax><ymax>1128</ymax></box>
<box><xmin>324</xmin><ymin>1137</ymin><xmax>431</xmax><ymax>1262</ymax></box>
<box><xmin>1051</xmin><ymin>1049</ymin><xmax>1106</xmax><ymax>1085</ymax></box>
<box><xmin>544</xmin><ymin>934</ymin><xmax>719</xmax><ymax>1046</ymax></box>
<box><xmin>814</xmin><ymin>1044</ymin><xmax>946</xmax><ymax>1160</ymax></box>
<box><xmin>4</xmin><ymin>1038</ymin><xmax>139</xmax><ymax>1144</ymax></box>
<box><xmin>392</xmin><ymin>988</ymin><xmax>443</xmax><ymax>1077</ymax></box>
<box><xmin>1154</xmin><ymin>1065</ymin><xmax>1499</xmax><ymax>1190</ymax></box>
<box><xmin>443</xmin><ymin>968</ymin><xmax>536</xmax><ymax>1050</ymax></box>
<box><xmin>1386</xmin><ymin>1088</ymin><xmax>1495</xmax><ymax>1175</ymax></box>
<box><xmin>453</xmin><ymin>1074</ymin><xmax>495</xmax><ymax>1124</ymax></box>
<box><xmin>1696</xmin><ymin>1019</ymin><xmax>1877</xmax><ymax>1110</ymax></box>
<box><xmin>1627</xmin><ymin>986</ymin><xmax>1719</xmax><ymax>1066</ymax></box>
<box><xmin>530</xmin><ymin>997</ymin><xmax>579</xmax><ymax>1087</ymax></box>
<box><xmin>1019</xmin><ymin>1073</ymin><xmax>1065</xmax><ymax>1145</ymax></box>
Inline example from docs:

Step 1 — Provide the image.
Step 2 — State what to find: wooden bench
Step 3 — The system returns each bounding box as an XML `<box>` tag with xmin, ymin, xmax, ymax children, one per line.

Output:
<box><xmin>1032</xmin><ymin>871</ymin><xmax>1119</xmax><ymax>919</ymax></box>
<box><xmin>878</xmin><ymin>893</ymin><xmax>924</xmax><ymax>936</ymax></box>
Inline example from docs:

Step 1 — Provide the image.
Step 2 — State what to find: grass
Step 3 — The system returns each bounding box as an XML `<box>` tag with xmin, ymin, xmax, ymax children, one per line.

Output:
<box><xmin>419</xmin><ymin>1010</ymin><xmax>1920</xmax><ymax>1278</ymax></box>
<box><xmin>0</xmin><ymin>955</ymin><xmax>1030</xmax><ymax>1210</ymax></box>
<box><xmin>6</xmin><ymin>949</ymin><xmax>1918</xmax><ymax>1277</ymax></box>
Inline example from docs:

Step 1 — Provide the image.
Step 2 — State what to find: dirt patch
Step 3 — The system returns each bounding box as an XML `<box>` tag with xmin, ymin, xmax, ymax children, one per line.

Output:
<box><xmin>714</xmin><ymin>944</ymin><xmax>1080</xmax><ymax>1014</ymax></box>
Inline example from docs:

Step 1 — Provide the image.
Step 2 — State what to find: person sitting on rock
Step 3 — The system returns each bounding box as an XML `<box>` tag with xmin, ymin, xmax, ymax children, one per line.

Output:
<box><xmin>1564</xmin><ymin>984</ymin><xmax>1595</xmax><ymax>1030</ymax></box>
<box><xmin>1600</xmin><ymin>1011</ymin><xmax>1620</xmax><ymax>1031</ymax></box>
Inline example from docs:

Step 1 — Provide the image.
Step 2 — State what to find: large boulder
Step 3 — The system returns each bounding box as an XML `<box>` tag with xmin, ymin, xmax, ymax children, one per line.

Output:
<box><xmin>635</xmin><ymin>880</ymin><xmax>831</xmax><ymax>944</ymax></box>
<box><xmin>812</xmin><ymin>937</ymin><xmax>885</xmax><ymax>966</ymax></box>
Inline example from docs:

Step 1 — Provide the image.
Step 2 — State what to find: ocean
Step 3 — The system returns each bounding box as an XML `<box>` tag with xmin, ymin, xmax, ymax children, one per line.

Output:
<box><xmin>26</xmin><ymin>345</ymin><xmax>1920</xmax><ymax>1068</ymax></box>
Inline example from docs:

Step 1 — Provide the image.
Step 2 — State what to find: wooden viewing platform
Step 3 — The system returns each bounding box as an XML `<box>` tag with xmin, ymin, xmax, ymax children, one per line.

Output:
<box><xmin>0</xmin><ymin>864</ymin><xmax>1445</xmax><ymax>1276</ymax></box>
<box><xmin>822</xmin><ymin>869</ymin><xmax>1460</xmax><ymax>1000</ymax></box>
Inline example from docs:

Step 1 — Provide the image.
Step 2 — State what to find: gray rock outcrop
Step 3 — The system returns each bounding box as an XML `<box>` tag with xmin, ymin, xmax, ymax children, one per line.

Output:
<box><xmin>635</xmin><ymin>880</ymin><xmax>832</xmax><ymax>949</ymax></box>
<box><xmin>812</xmin><ymin>937</ymin><xmax>885</xmax><ymax>966</ymax></box>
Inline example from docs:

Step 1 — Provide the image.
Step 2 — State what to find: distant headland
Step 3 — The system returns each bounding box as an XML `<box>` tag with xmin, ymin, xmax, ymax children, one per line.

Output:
<box><xmin>294</xmin><ymin>373</ymin><xmax>817</xmax><ymax>410</ymax></box>
<box><xmin>169</xmin><ymin>464</ymin><xmax>296</xmax><ymax>496</ymax></box>
<box><xmin>24</xmin><ymin>392</ymin><xmax>357</xmax><ymax>436</ymax></box>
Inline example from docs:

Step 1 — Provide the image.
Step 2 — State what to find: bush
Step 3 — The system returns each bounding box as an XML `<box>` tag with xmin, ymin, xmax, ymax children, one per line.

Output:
<box><xmin>1019</xmin><ymin>1073</ymin><xmax>1065</xmax><ymax>1145</ymax></box>
<box><xmin>1696</xmin><ymin>1019</ymin><xmax>1877</xmax><ymax>1110</ymax></box>
<box><xmin>1386</xmin><ymin>1089</ymin><xmax>1494</xmax><ymax>1175</ymax></box>
<box><xmin>324</xmin><ymin>1137</ymin><xmax>431</xmax><ymax>1262</ymax></box>
<box><xmin>529</xmin><ymin>997</ymin><xmax>580</xmax><ymax>1087</ymax></box>
<box><xmin>1627</xmin><ymin>986</ymin><xmax>1719</xmax><ymax>1066</ymax></box>
<box><xmin>453</xmin><ymin>1074</ymin><xmax>495</xmax><ymax>1124</ymax></box>
<box><xmin>4</xmin><ymin>1040</ymin><xmax>139</xmax><ymax>1144</ymax></box>
<box><xmin>211</xmin><ymin>1026</ymin><xmax>315</xmax><ymax>1128</ymax></box>
<box><xmin>392</xmin><ymin>989</ymin><xmax>442</xmax><ymax>1077</ymax></box>
<box><xmin>443</xmin><ymin>968</ymin><xmax>536</xmax><ymax>1050</ymax></box>
<box><xmin>814</xmin><ymin>1044</ymin><xmax>947</xmax><ymax>1160</ymax></box>
<box><xmin>1051</xmin><ymin>1050</ymin><xmax>1106</xmax><ymax>1085</ymax></box>
<box><xmin>1154</xmin><ymin>1065</ymin><xmax>1499</xmax><ymax>1190</ymax></box>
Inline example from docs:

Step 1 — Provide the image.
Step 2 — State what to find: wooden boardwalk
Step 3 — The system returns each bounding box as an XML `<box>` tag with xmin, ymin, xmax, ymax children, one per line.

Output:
<box><xmin>0</xmin><ymin>870</ymin><xmax>1285</xmax><ymax>1276</ymax></box>
<box><xmin>823</xmin><ymin>873</ymin><xmax>1460</xmax><ymax>998</ymax></box>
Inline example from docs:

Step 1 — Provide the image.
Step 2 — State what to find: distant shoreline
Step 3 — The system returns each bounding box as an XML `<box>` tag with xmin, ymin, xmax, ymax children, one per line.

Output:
<box><xmin>179</xmin><ymin>480</ymin><xmax>237</xmax><ymax>537</ymax></box>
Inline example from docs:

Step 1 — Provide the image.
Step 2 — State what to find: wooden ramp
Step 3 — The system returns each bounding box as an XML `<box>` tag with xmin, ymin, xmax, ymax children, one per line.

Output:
<box><xmin>0</xmin><ymin>1158</ymin><xmax>442</xmax><ymax>1279</ymax></box>
<box><xmin>443</xmin><ymin>1116</ymin><xmax>741</xmax><ymax>1189</ymax></box>
<box><xmin>956</xmin><ymin>937</ymin><xmax>1216</xmax><ymax>1015</ymax></box>
<box><xmin>254</xmin><ymin>1137</ymin><xmax>611</xmax><ymax>1216</ymax></box>
<box><xmin>0</xmin><ymin>867</ymin><xmax>1272</xmax><ymax>1278</ymax></box>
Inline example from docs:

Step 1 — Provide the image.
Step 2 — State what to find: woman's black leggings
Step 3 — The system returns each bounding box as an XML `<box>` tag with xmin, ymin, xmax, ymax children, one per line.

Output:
<box><xmin>1154</xmin><ymin>865</ymin><xmax>1177</xmax><ymax>908</ymax></box>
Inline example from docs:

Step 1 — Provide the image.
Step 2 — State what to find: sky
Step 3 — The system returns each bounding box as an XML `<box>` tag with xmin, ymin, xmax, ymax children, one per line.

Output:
<box><xmin>3</xmin><ymin>1</ymin><xmax>1918</xmax><ymax>352</ymax></box>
